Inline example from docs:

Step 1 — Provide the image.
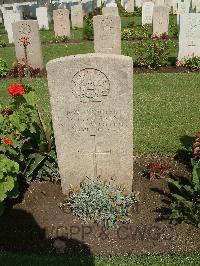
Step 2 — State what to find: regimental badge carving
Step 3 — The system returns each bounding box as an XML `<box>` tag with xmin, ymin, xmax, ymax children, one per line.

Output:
<box><xmin>19</xmin><ymin>23</ymin><xmax>31</xmax><ymax>36</ymax></box>
<box><xmin>72</xmin><ymin>68</ymin><xmax>110</xmax><ymax>103</ymax></box>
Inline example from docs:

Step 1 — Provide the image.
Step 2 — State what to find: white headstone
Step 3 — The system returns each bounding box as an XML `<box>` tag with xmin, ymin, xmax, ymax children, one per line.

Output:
<box><xmin>178</xmin><ymin>13</ymin><xmax>200</xmax><ymax>60</ymax></box>
<box><xmin>36</xmin><ymin>7</ymin><xmax>49</xmax><ymax>30</ymax></box>
<box><xmin>142</xmin><ymin>1</ymin><xmax>154</xmax><ymax>25</ymax></box>
<box><xmin>3</xmin><ymin>8</ymin><xmax>22</xmax><ymax>43</ymax></box>
<box><xmin>71</xmin><ymin>4</ymin><xmax>83</xmax><ymax>28</ymax></box>
<box><xmin>177</xmin><ymin>1</ymin><xmax>189</xmax><ymax>24</ymax></box>
<box><xmin>46</xmin><ymin>53</ymin><xmax>133</xmax><ymax>194</ymax></box>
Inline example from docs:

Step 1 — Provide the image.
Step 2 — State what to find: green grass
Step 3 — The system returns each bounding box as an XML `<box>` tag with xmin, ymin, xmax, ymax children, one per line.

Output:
<box><xmin>1</xmin><ymin>73</ymin><xmax>200</xmax><ymax>156</ymax></box>
<box><xmin>0</xmin><ymin>253</ymin><xmax>200</xmax><ymax>266</ymax></box>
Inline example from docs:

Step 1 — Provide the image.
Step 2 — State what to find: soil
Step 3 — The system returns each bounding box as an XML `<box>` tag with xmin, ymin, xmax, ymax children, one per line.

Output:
<box><xmin>0</xmin><ymin>156</ymin><xmax>199</xmax><ymax>256</ymax></box>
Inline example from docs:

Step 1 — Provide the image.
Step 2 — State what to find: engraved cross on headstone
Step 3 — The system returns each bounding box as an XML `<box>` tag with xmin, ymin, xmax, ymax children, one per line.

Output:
<box><xmin>78</xmin><ymin>134</ymin><xmax>111</xmax><ymax>176</ymax></box>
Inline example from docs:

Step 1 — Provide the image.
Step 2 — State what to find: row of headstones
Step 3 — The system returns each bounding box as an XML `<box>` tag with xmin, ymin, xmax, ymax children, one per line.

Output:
<box><xmin>1</xmin><ymin>4</ymin><xmax>84</xmax><ymax>43</ymax></box>
<box><xmin>12</xmin><ymin>8</ymin><xmax>200</xmax><ymax>70</ymax></box>
<box><xmin>142</xmin><ymin>0</ymin><xmax>200</xmax><ymax>25</ymax></box>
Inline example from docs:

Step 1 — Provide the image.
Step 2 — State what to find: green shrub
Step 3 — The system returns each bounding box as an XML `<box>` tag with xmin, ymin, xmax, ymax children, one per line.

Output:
<box><xmin>121</xmin><ymin>26</ymin><xmax>150</xmax><ymax>40</ymax></box>
<box><xmin>0</xmin><ymin>58</ymin><xmax>8</xmax><ymax>77</ymax></box>
<box><xmin>168</xmin><ymin>160</ymin><xmax>200</xmax><ymax>227</ymax></box>
<box><xmin>0</xmin><ymin>83</ymin><xmax>58</xmax><ymax>215</ymax></box>
<box><xmin>0</xmin><ymin>37</ymin><xmax>6</xmax><ymax>48</ymax></box>
<box><xmin>168</xmin><ymin>132</ymin><xmax>200</xmax><ymax>227</ymax></box>
<box><xmin>182</xmin><ymin>56</ymin><xmax>200</xmax><ymax>71</ymax></box>
<box><xmin>67</xmin><ymin>176</ymin><xmax>137</xmax><ymax>228</ymax></box>
<box><xmin>83</xmin><ymin>16</ymin><xmax>93</xmax><ymax>40</ymax></box>
<box><xmin>133</xmin><ymin>35</ymin><xmax>175</xmax><ymax>69</ymax></box>
<box><xmin>0</xmin><ymin>154</ymin><xmax>19</xmax><ymax>215</ymax></box>
<box><xmin>169</xmin><ymin>23</ymin><xmax>179</xmax><ymax>38</ymax></box>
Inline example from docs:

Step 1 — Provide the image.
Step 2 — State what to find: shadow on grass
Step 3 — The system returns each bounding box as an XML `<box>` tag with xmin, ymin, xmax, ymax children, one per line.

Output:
<box><xmin>0</xmin><ymin>209</ymin><xmax>94</xmax><ymax>265</ymax></box>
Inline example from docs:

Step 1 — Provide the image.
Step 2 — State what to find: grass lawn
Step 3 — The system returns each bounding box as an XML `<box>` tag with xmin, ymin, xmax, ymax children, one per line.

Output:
<box><xmin>0</xmin><ymin>253</ymin><xmax>200</xmax><ymax>266</ymax></box>
<box><xmin>1</xmin><ymin>72</ymin><xmax>200</xmax><ymax>155</ymax></box>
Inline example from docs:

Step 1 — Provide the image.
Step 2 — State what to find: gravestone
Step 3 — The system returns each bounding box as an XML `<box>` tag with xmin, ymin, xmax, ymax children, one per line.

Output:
<box><xmin>178</xmin><ymin>13</ymin><xmax>200</xmax><ymax>60</ymax></box>
<box><xmin>172</xmin><ymin>0</ymin><xmax>178</xmax><ymax>14</ymax></box>
<box><xmin>125</xmin><ymin>0</ymin><xmax>135</xmax><ymax>12</ymax></box>
<box><xmin>46</xmin><ymin>53</ymin><xmax>133</xmax><ymax>194</ymax></box>
<box><xmin>165</xmin><ymin>0</ymin><xmax>172</xmax><ymax>9</ymax></box>
<box><xmin>71</xmin><ymin>4</ymin><xmax>83</xmax><ymax>28</ymax></box>
<box><xmin>192</xmin><ymin>0</ymin><xmax>197</xmax><ymax>10</ymax></box>
<box><xmin>36</xmin><ymin>7</ymin><xmax>49</xmax><ymax>30</ymax></box>
<box><xmin>12</xmin><ymin>20</ymin><xmax>43</xmax><ymax>69</ymax></box>
<box><xmin>53</xmin><ymin>9</ymin><xmax>70</xmax><ymax>37</ymax></box>
<box><xmin>3</xmin><ymin>8</ymin><xmax>22</xmax><ymax>43</ymax></box>
<box><xmin>142</xmin><ymin>1</ymin><xmax>154</xmax><ymax>25</ymax></box>
<box><xmin>196</xmin><ymin>1</ymin><xmax>200</xmax><ymax>12</ymax></box>
<box><xmin>102</xmin><ymin>6</ymin><xmax>119</xmax><ymax>15</ymax></box>
<box><xmin>135</xmin><ymin>0</ymin><xmax>142</xmax><ymax>7</ymax></box>
<box><xmin>93</xmin><ymin>15</ymin><xmax>121</xmax><ymax>54</ymax></box>
<box><xmin>154</xmin><ymin>0</ymin><xmax>164</xmax><ymax>6</ymax></box>
<box><xmin>177</xmin><ymin>1</ymin><xmax>189</xmax><ymax>24</ymax></box>
<box><xmin>153</xmin><ymin>5</ymin><xmax>169</xmax><ymax>36</ymax></box>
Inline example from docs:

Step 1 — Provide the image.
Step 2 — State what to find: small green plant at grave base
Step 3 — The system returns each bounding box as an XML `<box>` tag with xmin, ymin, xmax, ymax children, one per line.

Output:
<box><xmin>169</xmin><ymin>23</ymin><xmax>179</xmax><ymax>38</ymax></box>
<box><xmin>182</xmin><ymin>56</ymin><xmax>200</xmax><ymax>71</ymax></box>
<box><xmin>133</xmin><ymin>34</ymin><xmax>175</xmax><ymax>69</ymax></box>
<box><xmin>53</xmin><ymin>36</ymin><xmax>69</xmax><ymax>44</ymax></box>
<box><xmin>66</xmin><ymin>176</ymin><xmax>138</xmax><ymax>229</ymax></box>
<box><xmin>0</xmin><ymin>58</ymin><xmax>8</xmax><ymax>77</ymax></box>
<box><xmin>168</xmin><ymin>132</ymin><xmax>200</xmax><ymax>227</ymax></box>
<box><xmin>121</xmin><ymin>25</ymin><xmax>150</xmax><ymax>40</ymax></box>
<box><xmin>134</xmin><ymin>7</ymin><xmax>142</xmax><ymax>16</ymax></box>
<box><xmin>0</xmin><ymin>154</ymin><xmax>19</xmax><ymax>215</ymax></box>
<box><xmin>0</xmin><ymin>37</ymin><xmax>6</xmax><ymax>48</ymax></box>
<box><xmin>83</xmin><ymin>16</ymin><xmax>94</xmax><ymax>41</ymax></box>
<box><xmin>0</xmin><ymin>83</ymin><xmax>59</xmax><ymax>215</ymax></box>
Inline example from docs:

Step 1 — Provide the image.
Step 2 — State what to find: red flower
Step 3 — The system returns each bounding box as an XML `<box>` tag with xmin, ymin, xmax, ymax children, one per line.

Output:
<box><xmin>8</xmin><ymin>83</ymin><xmax>26</xmax><ymax>97</ymax></box>
<box><xmin>1</xmin><ymin>137</ymin><xmax>13</xmax><ymax>145</ymax></box>
<box><xmin>176</xmin><ymin>60</ymin><xmax>181</xmax><ymax>68</ymax></box>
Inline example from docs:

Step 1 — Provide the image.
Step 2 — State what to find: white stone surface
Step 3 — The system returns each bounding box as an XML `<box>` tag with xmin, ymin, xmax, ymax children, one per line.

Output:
<box><xmin>36</xmin><ymin>7</ymin><xmax>49</xmax><ymax>30</ymax></box>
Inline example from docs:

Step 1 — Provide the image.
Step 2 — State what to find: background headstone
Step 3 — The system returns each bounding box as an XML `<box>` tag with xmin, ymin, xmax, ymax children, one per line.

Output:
<box><xmin>178</xmin><ymin>13</ymin><xmax>200</xmax><ymax>60</ymax></box>
<box><xmin>53</xmin><ymin>9</ymin><xmax>70</xmax><ymax>37</ymax></box>
<box><xmin>3</xmin><ymin>8</ymin><xmax>22</xmax><ymax>43</ymax></box>
<box><xmin>12</xmin><ymin>20</ymin><xmax>43</xmax><ymax>69</ymax></box>
<box><xmin>93</xmin><ymin>15</ymin><xmax>121</xmax><ymax>54</ymax></box>
<box><xmin>142</xmin><ymin>1</ymin><xmax>154</xmax><ymax>25</ymax></box>
<box><xmin>153</xmin><ymin>5</ymin><xmax>169</xmax><ymax>36</ymax></box>
<box><xmin>71</xmin><ymin>4</ymin><xmax>83</xmax><ymax>28</ymax></box>
<box><xmin>36</xmin><ymin>7</ymin><xmax>49</xmax><ymax>30</ymax></box>
<box><xmin>102</xmin><ymin>6</ymin><xmax>119</xmax><ymax>15</ymax></box>
<box><xmin>177</xmin><ymin>1</ymin><xmax>189</xmax><ymax>24</ymax></box>
<box><xmin>125</xmin><ymin>0</ymin><xmax>135</xmax><ymax>12</ymax></box>
<box><xmin>46</xmin><ymin>53</ymin><xmax>133</xmax><ymax>194</ymax></box>
<box><xmin>135</xmin><ymin>0</ymin><xmax>142</xmax><ymax>7</ymax></box>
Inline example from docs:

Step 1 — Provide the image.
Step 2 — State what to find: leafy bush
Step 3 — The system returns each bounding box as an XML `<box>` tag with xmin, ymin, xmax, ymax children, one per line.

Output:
<box><xmin>0</xmin><ymin>83</ymin><xmax>58</xmax><ymax>215</ymax></box>
<box><xmin>121</xmin><ymin>26</ymin><xmax>150</xmax><ymax>40</ymax></box>
<box><xmin>133</xmin><ymin>35</ymin><xmax>175</xmax><ymax>69</ymax></box>
<box><xmin>182</xmin><ymin>56</ymin><xmax>200</xmax><ymax>71</ymax></box>
<box><xmin>9</xmin><ymin>60</ymin><xmax>41</xmax><ymax>78</ymax></box>
<box><xmin>0</xmin><ymin>58</ymin><xmax>8</xmax><ymax>77</ymax></box>
<box><xmin>0</xmin><ymin>37</ymin><xmax>6</xmax><ymax>48</ymax></box>
<box><xmin>168</xmin><ymin>132</ymin><xmax>200</xmax><ymax>227</ymax></box>
<box><xmin>169</xmin><ymin>23</ymin><xmax>179</xmax><ymax>38</ymax></box>
<box><xmin>83</xmin><ymin>16</ymin><xmax>93</xmax><ymax>41</ymax></box>
<box><xmin>0</xmin><ymin>154</ymin><xmax>19</xmax><ymax>215</ymax></box>
<box><xmin>67</xmin><ymin>176</ymin><xmax>137</xmax><ymax>228</ymax></box>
